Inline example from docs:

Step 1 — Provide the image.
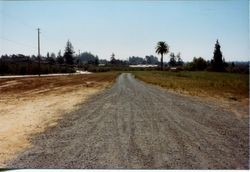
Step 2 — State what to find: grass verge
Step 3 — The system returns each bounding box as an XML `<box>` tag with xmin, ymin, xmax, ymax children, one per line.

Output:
<box><xmin>132</xmin><ymin>71</ymin><xmax>249</xmax><ymax>102</ymax></box>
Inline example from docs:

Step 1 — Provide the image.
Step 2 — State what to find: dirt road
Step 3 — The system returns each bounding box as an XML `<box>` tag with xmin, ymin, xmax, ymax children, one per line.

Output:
<box><xmin>8</xmin><ymin>73</ymin><xmax>249</xmax><ymax>169</ymax></box>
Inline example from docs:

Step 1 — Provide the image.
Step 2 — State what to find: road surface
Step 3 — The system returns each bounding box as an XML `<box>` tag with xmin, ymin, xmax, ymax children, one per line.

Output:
<box><xmin>8</xmin><ymin>73</ymin><xmax>249</xmax><ymax>169</ymax></box>
<box><xmin>0</xmin><ymin>71</ymin><xmax>91</xmax><ymax>79</ymax></box>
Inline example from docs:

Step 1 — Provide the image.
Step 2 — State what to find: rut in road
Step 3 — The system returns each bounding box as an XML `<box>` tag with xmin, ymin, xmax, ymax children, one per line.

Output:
<box><xmin>8</xmin><ymin>73</ymin><xmax>249</xmax><ymax>169</ymax></box>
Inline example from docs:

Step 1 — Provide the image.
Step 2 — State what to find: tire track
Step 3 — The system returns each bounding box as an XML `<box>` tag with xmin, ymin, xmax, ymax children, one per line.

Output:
<box><xmin>7</xmin><ymin>73</ymin><xmax>249</xmax><ymax>169</ymax></box>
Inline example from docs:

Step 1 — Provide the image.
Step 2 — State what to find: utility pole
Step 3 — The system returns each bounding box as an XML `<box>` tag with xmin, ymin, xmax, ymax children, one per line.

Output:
<box><xmin>78</xmin><ymin>50</ymin><xmax>81</xmax><ymax>68</ymax></box>
<box><xmin>37</xmin><ymin>28</ymin><xmax>41</xmax><ymax>76</ymax></box>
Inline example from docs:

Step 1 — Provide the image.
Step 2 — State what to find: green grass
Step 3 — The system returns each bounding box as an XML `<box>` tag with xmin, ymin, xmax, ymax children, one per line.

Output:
<box><xmin>132</xmin><ymin>71</ymin><xmax>249</xmax><ymax>101</ymax></box>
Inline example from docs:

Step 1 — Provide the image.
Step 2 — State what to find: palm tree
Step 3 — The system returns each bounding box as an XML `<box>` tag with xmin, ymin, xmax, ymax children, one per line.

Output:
<box><xmin>155</xmin><ymin>41</ymin><xmax>169</xmax><ymax>70</ymax></box>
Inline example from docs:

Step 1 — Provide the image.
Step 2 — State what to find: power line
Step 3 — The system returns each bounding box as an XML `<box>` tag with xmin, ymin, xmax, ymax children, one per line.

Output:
<box><xmin>0</xmin><ymin>36</ymin><xmax>36</xmax><ymax>49</ymax></box>
<box><xmin>0</xmin><ymin>9</ymin><xmax>36</xmax><ymax>31</ymax></box>
<box><xmin>0</xmin><ymin>10</ymin><xmax>65</xmax><ymax>54</ymax></box>
<box><xmin>0</xmin><ymin>10</ymin><xmax>39</xmax><ymax>51</ymax></box>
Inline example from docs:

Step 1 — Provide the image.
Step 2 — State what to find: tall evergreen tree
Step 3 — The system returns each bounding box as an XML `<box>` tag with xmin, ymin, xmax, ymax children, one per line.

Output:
<box><xmin>110</xmin><ymin>53</ymin><xmax>116</xmax><ymax>65</ymax></box>
<box><xmin>212</xmin><ymin>39</ymin><xmax>224</xmax><ymax>71</ymax></box>
<box><xmin>63</xmin><ymin>40</ymin><xmax>75</xmax><ymax>65</ymax></box>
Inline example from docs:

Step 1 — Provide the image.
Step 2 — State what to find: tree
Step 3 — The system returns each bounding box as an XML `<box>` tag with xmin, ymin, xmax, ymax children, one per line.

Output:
<box><xmin>155</xmin><ymin>41</ymin><xmax>169</xmax><ymax>70</ymax></box>
<box><xmin>145</xmin><ymin>55</ymin><xmax>158</xmax><ymax>64</ymax></box>
<box><xmin>190</xmin><ymin>57</ymin><xmax>207</xmax><ymax>71</ymax></box>
<box><xmin>212</xmin><ymin>39</ymin><xmax>224</xmax><ymax>72</ymax></box>
<box><xmin>51</xmin><ymin>53</ymin><xmax>56</xmax><ymax>59</ymax></box>
<box><xmin>99</xmin><ymin>59</ymin><xmax>108</xmax><ymax>65</ymax></box>
<box><xmin>46</xmin><ymin>52</ymin><xmax>56</xmax><ymax>65</ymax></box>
<box><xmin>46</xmin><ymin>52</ymin><xmax>50</xmax><ymax>59</ymax></box>
<box><xmin>94</xmin><ymin>56</ymin><xmax>99</xmax><ymax>66</ymax></box>
<box><xmin>176</xmin><ymin>52</ymin><xmax>184</xmax><ymax>66</ymax></box>
<box><xmin>110</xmin><ymin>53</ymin><xmax>116</xmax><ymax>65</ymax></box>
<box><xmin>129</xmin><ymin>56</ymin><xmax>145</xmax><ymax>65</ymax></box>
<box><xmin>56</xmin><ymin>50</ymin><xmax>64</xmax><ymax>64</ymax></box>
<box><xmin>63</xmin><ymin>40</ymin><xmax>75</xmax><ymax>65</ymax></box>
<box><xmin>169</xmin><ymin>52</ymin><xmax>177</xmax><ymax>67</ymax></box>
<box><xmin>79</xmin><ymin>52</ymin><xmax>99</xmax><ymax>65</ymax></box>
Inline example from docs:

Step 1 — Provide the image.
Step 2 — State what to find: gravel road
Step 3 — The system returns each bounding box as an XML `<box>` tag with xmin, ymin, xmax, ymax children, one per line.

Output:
<box><xmin>8</xmin><ymin>73</ymin><xmax>249</xmax><ymax>169</ymax></box>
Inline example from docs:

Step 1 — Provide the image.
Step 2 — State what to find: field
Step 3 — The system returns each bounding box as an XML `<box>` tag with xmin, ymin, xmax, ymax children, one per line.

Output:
<box><xmin>0</xmin><ymin>71</ymin><xmax>249</xmax><ymax>168</ymax></box>
<box><xmin>6</xmin><ymin>73</ymin><xmax>249</xmax><ymax>168</ymax></box>
<box><xmin>0</xmin><ymin>72</ymin><xmax>119</xmax><ymax>166</ymax></box>
<box><xmin>132</xmin><ymin>71</ymin><xmax>249</xmax><ymax>101</ymax></box>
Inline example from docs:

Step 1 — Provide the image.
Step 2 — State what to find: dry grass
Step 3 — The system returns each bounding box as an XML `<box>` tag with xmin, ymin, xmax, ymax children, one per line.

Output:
<box><xmin>132</xmin><ymin>71</ymin><xmax>249</xmax><ymax>102</ymax></box>
<box><xmin>0</xmin><ymin>72</ymin><xmax>119</xmax><ymax>167</ymax></box>
<box><xmin>0</xmin><ymin>72</ymin><xmax>119</xmax><ymax>96</ymax></box>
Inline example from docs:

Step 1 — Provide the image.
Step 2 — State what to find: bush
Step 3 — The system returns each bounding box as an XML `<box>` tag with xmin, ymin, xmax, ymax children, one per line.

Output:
<box><xmin>184</xmin><ymin>57</ymin><xmax>207</xmax><ymax>71</ymax></box>
<box><xmin>0</xmin><ymin>61</ymin><xmax>75</xmax><ymax>75</ymax></box>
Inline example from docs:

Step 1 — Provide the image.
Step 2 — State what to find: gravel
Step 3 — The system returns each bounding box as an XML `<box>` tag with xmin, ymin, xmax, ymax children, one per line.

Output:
<box><xmin>7</xmin><ymin>73</ymin><xmax>249</xmax><ymax>169</ymax></box>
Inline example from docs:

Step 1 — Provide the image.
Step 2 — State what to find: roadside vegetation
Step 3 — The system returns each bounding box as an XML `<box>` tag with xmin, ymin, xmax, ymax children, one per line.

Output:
<box><xmin>0</xmin><ymin>71</ymin><xmax>119</xmax><ymax>94</ymax></box>
<box><xmin>1</xmin><ymin>39</ymin><xmax>249</xmax><ymax>75</ymax></box>
<box><xmin>1</xmin><ymin>38</ymin><xmax>248</xmax><ymax>103</ymax></box>
<box><xmin>132</xmin><ymin>70</ymin><xmax>249</xmax><ymax>101</ymax></box>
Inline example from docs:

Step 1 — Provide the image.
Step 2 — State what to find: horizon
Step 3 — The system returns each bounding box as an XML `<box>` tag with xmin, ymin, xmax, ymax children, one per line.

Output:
<box><xmin>0</xmin><ymin>0</ymin><xmax>249</xmax><ymax>62</ymax></box>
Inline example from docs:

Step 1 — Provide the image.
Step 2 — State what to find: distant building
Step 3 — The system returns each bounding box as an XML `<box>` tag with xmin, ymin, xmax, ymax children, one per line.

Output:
<box><xmin>98</xmin><ymin>64</ymin><xmax>106</xmax><ymax>66</ymax></box>
<box><xmin>129</xmin><ymin>64</ymin><xmax>158</xmax><ymax>68</ymax></box>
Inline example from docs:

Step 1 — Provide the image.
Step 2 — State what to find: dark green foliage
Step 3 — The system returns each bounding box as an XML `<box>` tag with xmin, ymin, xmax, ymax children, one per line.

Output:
<box><xmin>128</xmin><ymin>56</ymin><xmax>145</xmax><ymax>65</ymax></box>
<box><xmin>46</xmin><ymin>52</ymin><xmax>56</xmax><ymax>65</ymax></box>
<box><xmin>110</xmin><ymin>53</ymin><xmax>116</xmax><ymax>65</ymax></box>
<box><xmin>176</xmin><ymin>52</ymin><xmax>184</xmax><ymax>66</ymax></box>
<box><xmin>0</xmin><ymin>54</ymin><xmax>75</xmax><ymax>75</ymax></box>
<box><xmin>126</xmin><ymin>55</ymin><xmax>159</xmax><ymax>65</ymax></box>
<box><xmin>56</xmin><ymin>50</ymin><xmax>64</xmax><ymax>64</ymax></box>
<box><xmin>63</xmin><ymin>40</ymin><xmax>75</xmax><ymax>65</ymax></box>
<box><xmin>86</xmin><ymin>66</ymin><xmax>157</xmax><ymax>72</ymax></box>
<box><xmin>211</xmin><ymin>40</ymin><xmax>225</xmax><ymax>72</ymax></box>
<box><xmin>156</xmin><ymin>41</ymin><xmax>170</xmax><ymax>70</ymax></box>
<box><xmin>145</xmin><ymin>55</ymin><xmax>159</xmax><ymax>64</ymax></box>
<box><xmin>79</xmin><ymin>52</ymin><xmax>99</xmax><ymax>65</ymax></box>
<box><xmin>185</xmin><ymin>57</ymin><xmax>208</xmax><ymax>71</ymax></box>
<box><xmin>99</xmin><ymin>59</ymin><xmax>108</xmax><ymax>65</ymax></box>
<box><xmin>169</xmin><ymin>52</ymin><xmax>183</xmax><ymax>67</ymax></box>
<box><xmin>225</xmin><ymin>61</ymin><xmax>249</xmax><ymax>74</ymax></box>
<box><xmin>169</xmin><ymin>53</ymin><xmax>177</xmax><ymax>67</ymax></box>
<box><xmin>109</xmin><ymin>53</ymin><xmax>128</xmax><ymax>66</ymax></box>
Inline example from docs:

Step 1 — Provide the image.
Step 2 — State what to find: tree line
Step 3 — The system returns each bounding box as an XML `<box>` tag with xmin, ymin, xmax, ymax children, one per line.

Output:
<box><xmin>0</xmin><ymin>39</ymin><xmax>248</xmax><ymax>75</ymax></box>
<box><xmin>155</xmin><ymin>40</ymin><xmax>248</xmax><ymax>73</ymax></box>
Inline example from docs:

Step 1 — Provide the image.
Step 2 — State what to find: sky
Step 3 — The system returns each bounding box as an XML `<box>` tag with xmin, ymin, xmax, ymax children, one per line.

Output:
<box><xmin>0</xmin><ymin>0</ymin><xmax>249</xmax><ymax>62</ymax></box>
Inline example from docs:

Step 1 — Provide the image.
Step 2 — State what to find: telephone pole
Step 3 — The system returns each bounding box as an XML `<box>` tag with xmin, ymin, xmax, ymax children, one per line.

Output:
<box><xmin>37</xmin><ymin>28</ymin><xmax>41</xmax><ymax>76</ymax></box>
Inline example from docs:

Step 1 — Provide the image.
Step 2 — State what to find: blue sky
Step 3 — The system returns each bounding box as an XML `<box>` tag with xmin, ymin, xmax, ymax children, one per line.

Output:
<box><xmin>0</xmin><ymin>0</ymin><xmax>249</xmax><ymax>61</ymax></box>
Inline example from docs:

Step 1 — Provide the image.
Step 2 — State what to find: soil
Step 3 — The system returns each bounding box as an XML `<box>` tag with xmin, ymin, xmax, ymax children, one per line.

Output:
<box><xmin>6</xmin><ymin>73</ymin><xmax>249</xmax><ymax>169</ymax></box>
<box><xmin>0</xmin><ymin>74</ymin><xmax>114</xmax><ymax>167</ymax></box>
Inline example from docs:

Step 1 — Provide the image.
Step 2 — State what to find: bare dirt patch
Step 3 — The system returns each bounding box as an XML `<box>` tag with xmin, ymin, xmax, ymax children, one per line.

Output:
<box><xmin>6</xmin><ymin>73</ymin><xmax>249</xmax><ymax>169</ymax></box>
<box><xmin>0</xmin><ymin>72</ymin><xmax>118</xmax><ymax>167</ymax></box>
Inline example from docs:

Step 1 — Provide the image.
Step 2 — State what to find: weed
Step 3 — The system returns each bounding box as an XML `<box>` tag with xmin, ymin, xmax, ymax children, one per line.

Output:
<box><xmin>132</xmin><ymin>71</ymin><xmax>249</xmax><ymax>101</ymax></box>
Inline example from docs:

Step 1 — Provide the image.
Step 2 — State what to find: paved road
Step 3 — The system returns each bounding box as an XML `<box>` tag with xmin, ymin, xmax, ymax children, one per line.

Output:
<box><xmin>8</xmin><ymin>73</ymin><xmax>249</xmax><ymax>169</ymax></box>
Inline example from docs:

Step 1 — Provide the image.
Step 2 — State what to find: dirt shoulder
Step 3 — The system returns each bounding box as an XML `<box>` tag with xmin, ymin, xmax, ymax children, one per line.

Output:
<box><xmin>7</xmin><ymin>73</ymin><xmax>249</xmax><ymax>169</ymax></box>
<box><xmin>0</xmin><ymin>72</ymin><xmax>118</xmax><ymax>167</ymax></box>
